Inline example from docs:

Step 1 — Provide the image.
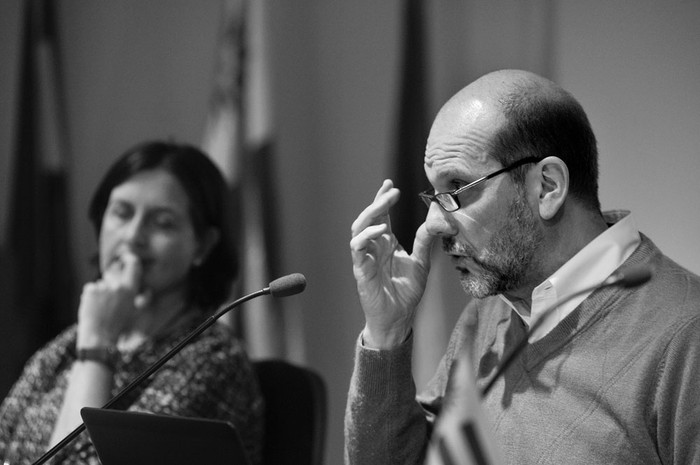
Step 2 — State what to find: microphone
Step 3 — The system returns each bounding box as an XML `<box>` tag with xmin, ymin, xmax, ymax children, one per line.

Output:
<box><xmin>267</xmin><ymin>273</ymin><xmax>307</xmax><ymax>298</ymax></box>
<box><xmin>480</xmin><ymin>265</ymin><xmax>651</xmax><ymax>397</ymax></box>
<box><xmin>600</xmin><ymin>265</ymin><xmax>651</xmax><ymax>288</ymax></box>
<box><xmin>32</xmin><ymin>273</ymin><xmax>307</xmax><ymax>465</ymax></box>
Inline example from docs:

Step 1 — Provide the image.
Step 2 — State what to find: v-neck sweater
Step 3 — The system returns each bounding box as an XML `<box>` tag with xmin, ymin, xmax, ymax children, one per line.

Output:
<box><xmin>345</xmin><ymin>235</ymin><xmax>700</xmax><ymax>465</ymax></box>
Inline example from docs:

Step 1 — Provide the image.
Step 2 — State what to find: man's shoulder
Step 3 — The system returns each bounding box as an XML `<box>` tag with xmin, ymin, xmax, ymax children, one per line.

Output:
<box><xmin>631</xmin><ymin>233</ymin><xmax>700</xmax><ymax>292</ymax></box>
<box><xmin>643</xmin><ymin>238</ymin><xmax>700</xmax><ymax>295</ymax></box>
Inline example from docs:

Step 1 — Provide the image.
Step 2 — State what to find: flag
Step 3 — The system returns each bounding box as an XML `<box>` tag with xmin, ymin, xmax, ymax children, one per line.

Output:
<box><xmin>390</xmin><ymin>0</ymin><xmax>430</xmax><ymax>254</ymax></box>
<box><xmin>424</xmin><ymin>347</ymin><xmax>504</xmax><ymax>465</ymax></box>
<box><xmin>202</xmin><ymin>0</ymin><xmax>287</xmax><ymax>359</ymax></box>
<box><xmin>389</xmin><ymin>0</ymin><xmax>439</xmax><ymax>388</ymax></box>
<box><xmin>0</xmin><ymin>0</ymin><xmax>76</xmax><ymax>397</ymax></box>
<box><xmin>389</xmin><ymin>0</ymin><xmax>469</xmax><ymax>390</ymax></box>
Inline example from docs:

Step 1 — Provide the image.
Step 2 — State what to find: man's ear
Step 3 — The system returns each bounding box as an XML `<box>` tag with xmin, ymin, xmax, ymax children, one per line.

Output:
<box><xmin>193</xmin><ymin>228</ymin><xmax>220</xmax><ymax>267</ymax></box>
<box><xmin>534</xmin><ymin>157</ymin><xmax>569</xmax><ymax>220</ymax></box>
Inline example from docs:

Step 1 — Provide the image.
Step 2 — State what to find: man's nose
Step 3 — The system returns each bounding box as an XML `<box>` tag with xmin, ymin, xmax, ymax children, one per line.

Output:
<box><xmin>424</xmin><ymin>202</ymin><xmax>457</xmax><ymax>237</ymax></box>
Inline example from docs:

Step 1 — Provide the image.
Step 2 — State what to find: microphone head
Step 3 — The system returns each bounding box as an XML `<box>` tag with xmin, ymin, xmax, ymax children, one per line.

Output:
<box><xmin>269</xmin><ymin>273</ymin><xmax>307</xmax><ymax>298</ymax></box>
<box><xmin>609</xmin><ymin>265</ymin><xmax>653</xmax><ymax>288</ymax></box>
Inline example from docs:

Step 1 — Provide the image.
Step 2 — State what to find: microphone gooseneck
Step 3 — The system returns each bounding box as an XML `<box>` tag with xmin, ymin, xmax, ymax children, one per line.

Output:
<box><xmin>479</xmin><ymin>266</ymin><xmax>651</xmax><ymax>398</ymax></box>
<box><xmin>32</xmin><ymin>273</ymin><xmax>307</xmax><ymax>465</ymax></box>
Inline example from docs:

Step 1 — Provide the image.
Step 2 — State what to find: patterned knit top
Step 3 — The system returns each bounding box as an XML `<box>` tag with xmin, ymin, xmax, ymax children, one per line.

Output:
<box><xmin>0</xmin><ymin>316</ymin><xmax>263</xmax><ymax>465</ymax></box>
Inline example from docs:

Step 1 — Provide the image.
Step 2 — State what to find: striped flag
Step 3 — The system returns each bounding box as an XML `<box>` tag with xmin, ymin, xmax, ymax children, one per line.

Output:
<box><xmin>0</xmin><ymin>0</ymin><xmax>76</xmax><ymax>397</ymax></box>
<box><xmin>390</xmin><ymin>0</ymin><xmax>430</xmax><ymax>254</ymax></box>
<box><xmin>424</xmin><ymin>348</ymin><xmax>504</xmax><ymax>465</ymax></box>
<box><xmin>389</xmin><ymin>0</ymin><xmax>471</xmax><ymax>391</ymax></box>
<box><xmin>389</xmin><ymin>0</ymin><xmax>458</xmax><ymax>390</ymax></box>
<box><xmin>202</xmin><ymin>0</ymin><xmax>286</xmax><ymax>359</ymax></box>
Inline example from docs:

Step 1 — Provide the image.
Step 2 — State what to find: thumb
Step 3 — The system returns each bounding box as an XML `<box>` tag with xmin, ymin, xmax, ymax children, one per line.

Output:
<box><xmin>411</xmin><ymin>223</ymin><xmax>435</xmax><ymax>269</ymax></box>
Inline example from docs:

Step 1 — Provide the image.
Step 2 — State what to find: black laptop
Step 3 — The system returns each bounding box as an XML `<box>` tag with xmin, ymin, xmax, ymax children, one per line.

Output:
<box><xmin>80</xmin><ymin>407</ymin><xmax>250</xmax><ymax>465</ymax></box>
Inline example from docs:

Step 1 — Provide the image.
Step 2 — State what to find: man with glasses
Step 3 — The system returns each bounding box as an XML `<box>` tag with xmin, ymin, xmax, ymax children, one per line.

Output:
<box><xmin>345</xmin><ymin>69</ymin><xmax>700</xmax><ymax>465</ymax></box>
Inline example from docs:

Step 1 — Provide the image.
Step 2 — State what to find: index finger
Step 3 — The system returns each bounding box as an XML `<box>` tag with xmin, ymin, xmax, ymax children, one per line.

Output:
<box><xmin>351</xmin><ymin>180</ymin><xmax>400</xmax><ymax>237</ymax></box>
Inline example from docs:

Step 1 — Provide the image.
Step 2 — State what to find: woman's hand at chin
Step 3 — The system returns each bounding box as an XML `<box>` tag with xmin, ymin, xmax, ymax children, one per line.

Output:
<box><xmin>77</xmin><ymin>252</ymin><xmax>143</xmax><ymax>348</ymax></box>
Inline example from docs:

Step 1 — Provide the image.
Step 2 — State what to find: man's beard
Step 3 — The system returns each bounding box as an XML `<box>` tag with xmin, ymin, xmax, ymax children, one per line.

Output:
<box><xmin>443</xmin><ymin>193</ymin><xmax>543</xmax><ymax>299</ymax></box>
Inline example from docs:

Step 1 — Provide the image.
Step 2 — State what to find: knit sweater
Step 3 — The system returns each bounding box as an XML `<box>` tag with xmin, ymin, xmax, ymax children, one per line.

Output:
<box><xmin>1</xmin><ymin>317</ymin><xmax>264</xmax><ymax>465</ymax></box>
<box><xmin>345</xmin><ymin>235</ymin><xmax>700</xmax><ymax>465</ymax></box>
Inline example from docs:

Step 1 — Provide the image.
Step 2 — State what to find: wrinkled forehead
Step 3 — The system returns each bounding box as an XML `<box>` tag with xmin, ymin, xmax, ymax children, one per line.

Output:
<box><xmin>424</xmin><ymin>96</ymin><xmax>504</xmax><ymax>170</ymax></box>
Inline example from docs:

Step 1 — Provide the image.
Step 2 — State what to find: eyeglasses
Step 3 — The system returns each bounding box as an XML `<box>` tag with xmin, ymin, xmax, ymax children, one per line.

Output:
<box><xmin>418</xmin><ymin>156</ymin><xmax>543</xmax><ymax>212</ymax></box>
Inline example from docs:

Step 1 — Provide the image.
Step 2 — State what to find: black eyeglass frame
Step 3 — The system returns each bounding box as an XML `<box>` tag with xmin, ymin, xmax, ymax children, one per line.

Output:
<box><xmin>418</xmin><ymin>156</ymin><xmax>543</xmax><ymax>212</ymax></box>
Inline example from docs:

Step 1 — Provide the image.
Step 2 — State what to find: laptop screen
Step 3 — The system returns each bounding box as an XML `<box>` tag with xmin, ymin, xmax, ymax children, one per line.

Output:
<box><xmin>80</xmin><ymin>407</ymin><xmax>250</xmax><ymax>465</ymax></box>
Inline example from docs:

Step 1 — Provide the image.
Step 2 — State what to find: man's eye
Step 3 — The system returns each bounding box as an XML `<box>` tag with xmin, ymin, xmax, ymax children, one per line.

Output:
<box><xmin>450</xmin><ymin>181</ymin><xmax>469</xmax><ymax>191</ymax></box>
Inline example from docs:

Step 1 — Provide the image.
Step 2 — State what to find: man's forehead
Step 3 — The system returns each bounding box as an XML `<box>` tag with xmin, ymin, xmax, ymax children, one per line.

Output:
<box><xmin>424</xmin><ymin>130</ymin><xmax>492</xmax><ymax>168</ymax></box>
<box><xmin>424</xmin><ymin>98</ymin><xmax>503</xmax><ymax>169</ymax></box>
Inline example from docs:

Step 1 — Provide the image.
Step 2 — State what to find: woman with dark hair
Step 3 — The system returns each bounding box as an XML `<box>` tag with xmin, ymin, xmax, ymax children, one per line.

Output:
<box><xmin>0</xmin><ymin>141</ymin><xmax>263</xmax><ymax>464</ymax></box>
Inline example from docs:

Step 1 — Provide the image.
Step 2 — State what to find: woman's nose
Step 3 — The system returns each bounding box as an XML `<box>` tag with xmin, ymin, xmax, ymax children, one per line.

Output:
<box><xmin>123</xmin><ymin>216</ymin><xmax>148</xmax><ymax>245</ymax></box>
<box><xmin>424</xmin><ymin>202</ymin><xmax>457</xmax><ymax>237</ymax></box>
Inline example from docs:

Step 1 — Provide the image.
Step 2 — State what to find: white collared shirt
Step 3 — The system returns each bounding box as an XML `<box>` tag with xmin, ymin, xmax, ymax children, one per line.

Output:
<box><xmin>499</xmin><ymin>210</ymin><xmax>641</xmax><ymax>342</ymax></box>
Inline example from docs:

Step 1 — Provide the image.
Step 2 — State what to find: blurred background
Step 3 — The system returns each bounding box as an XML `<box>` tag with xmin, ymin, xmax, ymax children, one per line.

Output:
<box><xmin>1</xmin><ymin>1</ymin><xmax>699</xmax><ymax>464</ymax></box>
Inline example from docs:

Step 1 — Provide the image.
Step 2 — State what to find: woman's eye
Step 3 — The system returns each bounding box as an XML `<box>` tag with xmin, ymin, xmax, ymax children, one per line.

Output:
<box><xmin>106</xmin><ymin>202</ymin><xmax>132</xmax><ymax>220</ymax></box>
<box><xmin>152</xmin><ymin>213</ymin><xmax>177</xmax><ymax>229</ymax></box>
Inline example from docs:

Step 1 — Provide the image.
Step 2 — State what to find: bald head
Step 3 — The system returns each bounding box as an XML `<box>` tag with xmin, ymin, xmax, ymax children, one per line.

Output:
<box><xmin>436</xmin><ymin>69</ymin><xmax>574</xmax><ymax>129</ymax></box>
<box><xmin>453</xmin><ymin>69</ymin><xmax>554</xmax><ymax>100</ymax></box>
<box><xmin>429</xmin><ymin>69</ymin><xmax>601</xmax><ymax>212</ymax></box>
